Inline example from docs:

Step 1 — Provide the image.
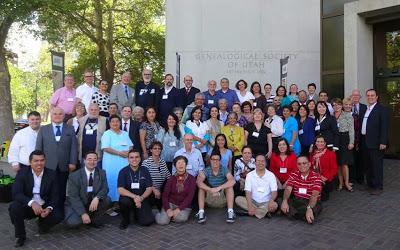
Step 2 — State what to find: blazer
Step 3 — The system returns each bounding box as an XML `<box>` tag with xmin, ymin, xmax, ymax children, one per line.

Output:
<box><xmin>315</xmin><ymin>115</ymin><xmax>339</xmax><ymax>150</ymax></box>
<box><xmin>157</xmin><ymin>87</ymin><xmax>182</xmax><ymax>123</ymax></box>
<box><xmin>121</xmin><ymin>119</ymin><xmax>141</xmax><ymax>152</ymax></box>
<box><xmin>12</xmin><ymin>167</ymin><xmax>58</xmax><ymax>208</ymax></box>
<box><xmin>77</xmin><ymin>115</ymin><xmax>108</xmax><ymax>160</ymax></box>
<box><xmin>65</xmin><ymin>167</ymin><xmax>109</xmax><ymax>216</ymax></box>
<box><xmin>362</xmin><ymin>103</ymin><xmax>389</xmax><ymax>149</ymax></box>
<box><xmin>309</xmin><ymin>149</ymin><xmax>338</xmax><ymax>182</ymax></box>
<box><xmin>135</xmin><ymin>81</ymin><xmax>160</xmax><ymax>109</ymax></box>
<box><xmin>180</xmin><ymin>87</ymin><xmax>200</xmax><ymax>110</ymax></box>
<box><xmin>110</xmin><ymin>83</ymin><xmax>135</xmax><ymax>110</ymax></box>
<box><xmin>36</xmin><ymin>123</ymin><xmax>78</xmax><ymax>171</ymax></box>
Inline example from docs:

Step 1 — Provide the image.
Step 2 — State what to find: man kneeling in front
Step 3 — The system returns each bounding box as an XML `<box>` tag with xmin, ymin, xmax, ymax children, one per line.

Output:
<box><xmin>64</xmin><ymin>151</ymin><xmax>111</xmax><ymax>228</ymax></box>
<box><xmin>235</xmin><ymin>154</ymin><xmax>278</xmax><ymax>219</ymax></box>
<box><xmin>281</xmin><ymin>155</ymin><xmax>322</xmax><ymax>224</ymax></box>
<box><xmin>9</xmin><ymin>150</ymin><xmax>63</xmax><ymax>247</ymax></box>
<box><xmin>196</xmin><ymin>151</ymin><xmax>236</xmax><ymax>224</ymax></box>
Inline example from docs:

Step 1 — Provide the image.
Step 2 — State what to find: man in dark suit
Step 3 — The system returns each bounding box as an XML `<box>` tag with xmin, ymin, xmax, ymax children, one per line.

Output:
<box><xmin>120</xmin><ymin>105</ymin><xmax>141</xmax><ymax>152</ymax></box>
<box><xmin>9</xmin><ymin>150</ymin><xmax>63</xmax><ymax>247</ymax></box>
<box><xmin>135</xmin><ymin>69</ymin><xmax>159</xmax><ymax>109</ymax></box>
<box><xmin>351</xmin><ymin>89</ymin><xmax>368</xmax><ymax>184</ymax></box>
<box><xmin>36</xmin><ymin>107</ymin><xmax>78</xmax><ymax>210</ymax></box>
<box><xmin>158</xmin><ymin>73</ymin><xmax>182</xmax><ymax>124</ymax></box>
<box><xmin>361</xmin><ymin>89</ymin><xmax>389</xmax><ymax>195</ymax></box>
<box><xmin>64</xmin><ymin>151</ymin><xmax>110</xmax><ymax>228</ymax></box>
<box><xmin>180</xmin><ymin>75</ymin><xmax>200</xmax><ymax>110</ymax></box>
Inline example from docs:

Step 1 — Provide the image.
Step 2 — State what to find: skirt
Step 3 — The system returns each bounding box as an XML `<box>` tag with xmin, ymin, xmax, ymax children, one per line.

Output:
<box><xmin>337</xmin><ymin>132</ymin><xmax>354</xmax><ymax>166</ymax></box>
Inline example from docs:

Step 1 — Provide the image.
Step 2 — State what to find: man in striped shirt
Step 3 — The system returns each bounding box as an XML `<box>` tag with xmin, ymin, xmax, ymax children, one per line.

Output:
<box><xmin>196</xmin><ymin>151</ymin><xmax>236</xmax><ymax>224</ymax></box>
<box><xmin>281</xmin><ymin>155</ymin><xmax>322</xmax><ymax>224</ymax></box>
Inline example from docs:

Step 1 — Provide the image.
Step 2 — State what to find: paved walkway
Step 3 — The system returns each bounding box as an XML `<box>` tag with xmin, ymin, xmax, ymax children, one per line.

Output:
<box><xmin>0</xmin><ymin>160</ymin><xmax>399</xmax><ymax>249</ymax></box>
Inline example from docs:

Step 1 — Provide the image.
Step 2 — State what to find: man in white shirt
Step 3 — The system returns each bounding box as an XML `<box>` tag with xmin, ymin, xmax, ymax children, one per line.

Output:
<box><xmin>235</xmin><ymin>154</ymin><xmax>278</xmax><ymax>219</ymax></box>
<box><xmin>76</xmin><ymin>69</ymin><xmax>98</xmax><ymax>111</ymax></box>
<box><xmin>8</xmin><ymin>111</ymin><xmax>41</xmax><ymax>171</ymax></box>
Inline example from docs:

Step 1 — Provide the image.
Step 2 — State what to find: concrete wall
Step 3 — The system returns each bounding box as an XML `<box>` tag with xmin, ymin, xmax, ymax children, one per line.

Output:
<box><xmin>165</xmin><ymin>0</ymin><xmax>320</xmax><ymax>91</ymax></box>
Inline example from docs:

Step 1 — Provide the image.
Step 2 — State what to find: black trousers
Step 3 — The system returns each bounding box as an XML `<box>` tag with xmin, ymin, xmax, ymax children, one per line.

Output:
<box><xmin>56</xmin><ymin>168</ymin><xmax>69</xmax><ymax>211</ymax></box>
<box><xmin>119</xmin><ymin>196</ymin><xmax>154</xmax><ymax>226</ymax></box>
<box><xmin>321</xmin><ymin>180</ymin><xmax>333</xmax><ymax>202</ymax></box>
<box><xmin>363</xmin><ymin>148</ymin><xmax>384</xmax><ymax>190</ymax></box>
<box><xmin>288</xmin><ymin>196</ymin><xmax>321</xmax><ymax>220</ymax></box>
<box><xmin>9</xmin><ymin>201</ymin><xmax>63</xmax><ymax>238</ymax></box>
<box><xmin>351</xmin><ymin>148</ymin><xmax>364</xmax><ymax>184</ymax></box>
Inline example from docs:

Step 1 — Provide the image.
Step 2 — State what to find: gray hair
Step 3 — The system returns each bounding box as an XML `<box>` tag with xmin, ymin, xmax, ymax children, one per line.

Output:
<box><xmin>195</xmin><ymin>92</ymin><xmax>205</xmax><ymax>99</ymax></box>
<box><xmin>173</xmin><ymin>107</ymin><xmax>183</xmax><ymax>113</ymax></box>
<box><xmin>133</xmin><ymin>106</ymin><xmax>144</xmax><ymax>113</ymax></box>
<box><xmin>218</xmin><ymin>98</ymin><xmax>227</xmax><ymax>105</ymax></box>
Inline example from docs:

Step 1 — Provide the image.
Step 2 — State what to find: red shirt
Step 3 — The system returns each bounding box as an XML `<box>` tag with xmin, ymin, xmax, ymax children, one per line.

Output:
<box><xmin>162</xmin><ymin>174</ymin><xmax>196</xmax><ymax>210</ymax></box>
<box><xmin>309</xmin><ymin>149</ymin><xmax>338</xmax><ymax>182</ymax></box>
<box><xmin>269</xmin><ymin>152</ymin><xmax>297</xmax><ymax>183</ymax></box>
<box><xmin>287</xmin><ymin>170</ymin><xmax>322</xmax><ymax>200</ymax></box>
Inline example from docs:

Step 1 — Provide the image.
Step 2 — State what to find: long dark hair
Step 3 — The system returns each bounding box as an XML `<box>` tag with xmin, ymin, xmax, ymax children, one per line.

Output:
<box><xmin>273</xmin><ymin>138</ymin><xmax>291</xmax><ymax>155</ymax></box>
<box><xmin>190</xmin><ymin>106</ymin><xmax>203</xmax><ymax>122</ymax></box>
<box><xmin>163</xmin><ymin>112</ymin><xmax>181</xmax><ymax>140</ymax></box>
<box><xmin>315</xmin><ymin>101</ymin><xmax>330</xmax><ymax>119</ymax></box>
<box><xmin>208</xmin><ymin>106</ymin><xmax>220</xmax><ymax>120</ymax></box>
<box><xmin>213</xmin><ymin>134</ymin><xmax>228</xmax><ymax>150</ymax></box>
<box><xmin>250</xmin><ymin>81</ymin><xmax>263</xmax><ymax>95</ymax></box>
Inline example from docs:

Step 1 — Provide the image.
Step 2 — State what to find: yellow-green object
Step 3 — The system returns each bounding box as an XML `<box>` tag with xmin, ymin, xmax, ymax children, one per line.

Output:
<box><xmin>1</xmin><ymin>140</ymin><xmax>10</xmax><ymax>158</ymax></box>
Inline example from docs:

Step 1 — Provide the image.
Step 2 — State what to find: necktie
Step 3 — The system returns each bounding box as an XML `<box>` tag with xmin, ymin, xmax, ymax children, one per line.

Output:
<box><xmin>123</xmin><ymin>122</ymin><xmax>128</xmax><ymax>131</ymax></box>
<box><xmin>125</xmin><ymin>85</ymin><xmax>129</xmax><ymax>99</ymax></box>
<box><xmin>55</xmin><ymin>125</ymin><xmax>61</xmax><ymax>136</ymax></box>
<box><xmin>186</xmin><ymin>88</ymin><xmax>190</xmax><ymax>96</ymax></box>
<box><xmin>353</xmin><ymin>104</ymin><xmax>358</xmax><ymax>115</ymax></box>
<box><xmin>88</xmin><ymin>173</ymin><xmax>93</xmax><ymax>203</ymax></box>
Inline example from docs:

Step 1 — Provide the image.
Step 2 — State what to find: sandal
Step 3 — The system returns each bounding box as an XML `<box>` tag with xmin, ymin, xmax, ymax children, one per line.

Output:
<box><xmin>336</xmin><ymin>186</ymin><xmax>343</xmax><ymax>191</ymax></box>
<box><xmin>345</xmin><ymin>186</ymin><xmax>354</xmax><ymax>192</ymax></box>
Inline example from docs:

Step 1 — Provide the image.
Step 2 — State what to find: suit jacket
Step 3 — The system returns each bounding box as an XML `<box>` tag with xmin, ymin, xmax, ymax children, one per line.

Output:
<box><xmin>65</xmin><ymin>167</ymin><xmax>109</xmax><ymax>216</ymax></box>
<box><xmin>315</xmin><ymin>115</ymin><xmax>339</xmax><ymax>150</ymax></box>
<box><xmin>36</xmin><ymin>123</ymin><xmax>78</xmax><ymax>171</ymax></box>
<box><xmin>12</xmin><ymin>167</ymin><xmax>58</xmax><ymax>208</ymax></box>
<box><xmin>180</xmin><ymin>87</ymin><xmax>200</xmax><ymax>109</ymax></box>
<box><xmin>121</xmin><ymin>119</ymin><xmax>141</xmax><ymax>152</ymax></box>
<box><xmin>77</xmin><ymin>115</ymin><xmax>107</xmax><ymax>160</ymax></box>
<box><xmin>158</xmin><ymin>86</ymin><xmax>182</xmax><ymax>123</ymax></box>
<box><xmin>110</xmin><ymin>83</ymin><xmax>135</xmax><ymax>110</ymax></box>
<box><xmin>362</xmin><ymin>103</ymin><xmax>389</xmax><ymax>149</ymax></box>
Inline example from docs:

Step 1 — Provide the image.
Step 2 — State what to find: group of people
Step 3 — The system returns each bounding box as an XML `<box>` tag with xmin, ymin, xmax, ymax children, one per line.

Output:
<box><xmin>7</xmin><ymin>68</ymin><xmax>389</xmax><ymax>247</ymax></box>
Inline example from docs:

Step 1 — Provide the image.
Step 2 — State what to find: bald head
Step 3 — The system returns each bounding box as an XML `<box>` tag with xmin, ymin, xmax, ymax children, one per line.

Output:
<box><xmin>183</xmin><ymin>134</ymin><xmax>193</xmax><ymax>150</ymax></box>
<box><xmin>351</xmin><ymin>89</ymin><xmax>362</xmax><ymax>104</ymax></box>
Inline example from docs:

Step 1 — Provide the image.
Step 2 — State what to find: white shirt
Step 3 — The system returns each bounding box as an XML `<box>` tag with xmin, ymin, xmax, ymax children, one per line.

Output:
<box><xmin>122</xmin><ymin>118</ymin><xmax>131</xmax><ymax>132</ymax></box>
<box><xmin>327</xmin><ymin>102</ymin><xmax>334</xmax><ymax>115</ymax></box>
<box><xmin>265</xmin><ymin>115</ymin><xmax>284</xmax><ymax>137</ymax></box>
<box><xmin>244</xmin><ymin>169</ymin><xmax>277</xmax><ymax>203</ymax></box>
<box><xmin>361</xmin><ymin>102</ymin><xmax>377</xmax><ymax>135</ymax></box>
<box><xmin>76</xmin><ymin>83</ymin><xmax>98</xmax><ymax>111</ymax></box>
<box><xmin>236</xmin><ymin>91</ymin><xmax>255</xmax><ymax>104</ymax></box>
<box><xmin>8</xmin><ymin>126</ymin><xmax>38</xmax><ymax>166</ymax></box>
<box><xmin>84</xmin><ymin>167</ymin><xmax>95</xmax><ymax>183</ymax></box>
<box><xmin>164</xmin><ymin>85</ymin><xmax>173</xmax><ymax>95</ymax></box>
<box><xmin>28</xmin><ymin>170</ymin><xmax>45</xmax><ymax>206</ymax></box>
<box><xmin>185</xmin><ymin>120</ymin><xmax>209</xmax><ymax>153</ymax></box>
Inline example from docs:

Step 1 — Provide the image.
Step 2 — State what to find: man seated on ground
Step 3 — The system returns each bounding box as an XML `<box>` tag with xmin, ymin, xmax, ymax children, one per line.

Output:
<box><xmin>64</xmin><ymin>151</ymin><xmax>111</xmax><ymax>228</ymax></box>
<box><xmin>196</xmin><ymin>151</ymin><xmax>236</xmax><ymax>224</ymax></box>
<box><xmin>281</xmin><ymin>155</ymin><xmax>322</xmax><ymax>224</ymax></box>
<box><xmin>9</xmin><ymin>150</ymin><xmax>63</xmax><ymax>247</ymax></box>
<box><xmin>118</xmin><ymin>149</ymin><xmax>154</xmax><ymax>229</ymax></box>
<box><xmin>235</xmin><ymin>154</ymin><xmax>278</xmax><ymax>219</ymax></box>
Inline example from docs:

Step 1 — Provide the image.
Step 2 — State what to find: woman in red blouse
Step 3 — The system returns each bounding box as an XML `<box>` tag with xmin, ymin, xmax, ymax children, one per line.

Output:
<box><xmin>269</xmin><ymin>138</ymin><xmax>297</xmax><ymax>193</ymax></box>
<box><xmin>309</xmin><ymin>135</ymin><xmax>338</xmax><ymax>201</ymax></box>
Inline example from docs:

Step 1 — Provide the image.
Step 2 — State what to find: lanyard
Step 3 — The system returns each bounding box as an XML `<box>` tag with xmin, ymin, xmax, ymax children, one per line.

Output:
<box><xmin>129</xmin><ymin>168</ymin><xmax>141</xmax><ymax>184</ymax></box>
<box><xmin>316</xmin><ymin>115</ymin><xmax>326</xmax><ymax>126</ymax></box>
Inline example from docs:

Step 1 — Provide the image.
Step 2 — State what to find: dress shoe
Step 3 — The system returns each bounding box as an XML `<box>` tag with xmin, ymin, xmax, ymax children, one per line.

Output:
<box><xmin>14</xmin><ymin>237</ymin><xmax>26</xmax><ymax>248</ymax></box>
<box><xmin>369</xmin><ymin>189</ymin><xmax>383</xmax><ymax>196</ymax></box>
<box><xmin>119</xmin><ymin>221</ymin><xmax>129</xmax><ymax>230</ymax></box>
<box><xmin>89</xmin><ymin>222</ymin><xmax>104</xmax><ymax>228</ymax></box>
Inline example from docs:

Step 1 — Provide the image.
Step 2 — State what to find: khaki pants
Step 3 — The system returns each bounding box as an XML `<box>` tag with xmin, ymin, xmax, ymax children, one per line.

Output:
<box><xmin>235</xmin><ymin>196</ymin><xmax>276</xmax><ymax>219</ymax></box>
<box><xmin>205</xmin><ymin>191</ymin><xmax>227</xmax><ymax>208</ymax></box>
<box><xmin>155</xmin><ymin>203</ymin><xmax>191</xmax><ymax>225</ymax></box>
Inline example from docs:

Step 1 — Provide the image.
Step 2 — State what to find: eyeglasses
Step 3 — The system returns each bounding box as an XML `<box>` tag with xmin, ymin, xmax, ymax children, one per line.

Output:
<box><xmin>210</xmin><ymin>158</ymin><xmax>220</xmax><ymax>161</ymax></box>
<box><xmin>84</xmin><ymin>75</ymin><xmax>93</xmax><ymax>78</ymax></box>
<box><xmin>152</xmin><ymin>147</ymin><xmax>162</xmax><ymax>150</ymax></box>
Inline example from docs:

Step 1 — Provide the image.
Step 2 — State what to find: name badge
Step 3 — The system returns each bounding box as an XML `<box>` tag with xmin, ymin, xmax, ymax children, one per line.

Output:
<box><xmin>299</xmin><ymin>188</ymin><xmax>307</xmax><ymax>194</ymax></box>
<box><xmin>280</xmin><ymin>167</ymin><xmax>287</xmax><ymax>173</ymax></box>
<box><xmin>337</xmin><ymin>123</ymin><xmax>340</xmax><ymax>128</ymax></box>
<box><xmin>162</xmin><ymin>94</ymin><xmax>168</xmax><ymax>99</ymax></box>
<box><xmin>283</xmin><ymin>129</ymin><xmax>286</xmax><ymax>133</ymax></box>
<box><xmin>131</xmin><ymin>182</ymin><xmax>140</xmax><ymax>189</ymax></box>
<box><xmin>120</xmin><ymin>141</ymin><xmax>127</xmax><ymax>146</ymax></box>
<box><xmin>150</xmin><ymin>89</ymin><xmax>155</xmax><ymax>94</ymax></box>
<box><xmin>187</xmin><ymin>164</ymin><xmax>193</xmax><ymax>170</ymax></box>
<box><xmin>139</xmin><ymin>90</ymin><xmax>144</xmax><ymax>96</ymax></box>
<box><xmin>87</xmin><ymin>186</ymin><xmax>93</xmax><ymax>192</ymax></box>
<box><xmin>257</xmin><ymin>187</ymin><xmax>265</xmax><ymax>193</ymax></box>
<box><xmin>315</xmin><ymin>125</ymin><xmax>320</xmax><ymax>131</ymax></box>
<box><xmin>169</xmin><ymin>141</ymin><xmax>176</xmax><ymax>147</ymax></box>
<box><xmin>253</xmin><ymin>102</ymin><xmax>257</xmax><ymax>107</ymax></box>
<box><xmin>86</xmin><ymin>129</ymin><xmax>94</xmax><ymax>135</ymax></box>
<box><xmin>208</xmin><ymin>100</ymin><xmax>214</xmax><ymax>104</ymax></box>
<box><xmin>299</xmin><ymin>129</ymin><xmax>304</xmax><ymax>135</ymax></box>
<box><xmin>252</xmin><ymin>132</ymin><xmax>259</xmax><ymax>138</ymax></box>
<box><xmin>55</xmin><ymin>136</ymin><xmax>61</xmax><ymax>142</ymax></box>
<box><xmin>67</xmin><ymin>97</ymin><xmax>74</xmax><ymax>102</ymax></box>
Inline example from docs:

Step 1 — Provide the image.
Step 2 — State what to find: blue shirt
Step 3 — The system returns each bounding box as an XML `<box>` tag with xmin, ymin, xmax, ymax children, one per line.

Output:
<box><xmin>173</xmin><ymin>147</ymin><xmax>205</xmax><ymax>177</ymax></box>
<box><xmin>207</xmin><ymin>148</ymin><xmax>232</xmax><ymax>169</ymax></box>
<box><xmin>117</xmin><ymin>166</ymin><xmax>152</xmax><ymax>195</ymax></box>
<box><xmin>52</xmin><ymin>123</ymin><xmax>63</xmax><ymax>136</ymax></box>
<box><xmin>203</xmin><ymin>90</ymin><xmax>220</xmax><ymax>109</ymax></box>
<box><xmin>283</xmin><ymin>116</ymin><xmax>301</xmax><ymax>156</ymax></box>
<box><xmin>203</xmin><ymin>166</ymin><xmax>229</xmax><ymax>188</ymax></box>
<box><xmin>216</xmin><ymin>89</ymin><xmax>240</xmax><ymax>111</ymax></box>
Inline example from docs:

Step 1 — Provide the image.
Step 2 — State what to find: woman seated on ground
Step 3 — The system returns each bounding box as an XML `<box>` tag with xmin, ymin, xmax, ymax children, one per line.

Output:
<box><xmin>142</xmin><ymin>141</ymin><xmax>171</xmax><ymax>210</ymax></box>
<box><xmin>309</xmin><ymin>135</ymin><xmax>338</xmax><ymax>201</ymax></box>
<box><xmin>269</xmin><ymin>138</ymin><xmax>297</xmax><ymax>195</ymax></box>
<box><xmin>155</xmin><ymin>156</ymin><xmax>196</xmax><ymax>225</ymax></box>
<box><xmin>233</xmin><ymin>146</ymin><xmax>256</xmax><ymax>196</ymax></box>
<box><xmin>207</xmin><ymin>134</ymin><xmax>233</xmax><ymax>172</ymax></box>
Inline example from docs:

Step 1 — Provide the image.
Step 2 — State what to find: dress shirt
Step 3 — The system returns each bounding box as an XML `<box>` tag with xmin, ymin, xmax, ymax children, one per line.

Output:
<box><xmin>8</xmin><ymin>126</ymin><xmax>39</xmax><ymax>166</ymax></box>
<box><xmin>49</xmin><ymin>87</ymin><xmax>76</xmax><ymax>114</ymax></box>
<box><xmin>84</xmin><ymin>167</ymin><xmax>95</xmax><ymax>183</ymax></box>
<box><xmin>28</xmin><ymin>170</ymin><xmax>52</xmax><ymax>210</ymax></box>
<box><xmin>173</xmin><ymin>147</ymin><xmax>204</xmax><ymax>177</ymax></box>
<box><xmin>122</xmin><ymin>118</ymin><xmax>131</xmax><ymax>132</ymax></box>
<box><xmin>52</xmin><ymin>123</ymin><xmax>63</xmax><ymax>135</ymax></box>
<box><xmin>164</xmin><ymin>85</ymin><xmax>173</xmax><ymax>95</ymax></box>
<box><xmin>76</xmin><ymin>83</ymin><xmax>98</xmax><ymax>111</ymax></box>
<box><xmin>361</xmin><ymin>102</ymin><xmax>377</xmax><ymax>135</ymax></box>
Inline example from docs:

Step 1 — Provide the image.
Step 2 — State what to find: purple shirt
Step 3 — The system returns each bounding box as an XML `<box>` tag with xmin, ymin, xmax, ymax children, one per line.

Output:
<box><xmin>49</xmin><ymin>87</ymin><xmax>76</xmax><ymax>114</ymax></box>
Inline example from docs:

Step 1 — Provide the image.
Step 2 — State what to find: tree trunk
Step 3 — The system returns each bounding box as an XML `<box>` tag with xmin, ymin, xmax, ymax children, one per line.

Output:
<box><xmin>0</xmin><ymin>17</ymin><xmax>15</xmax><ymax>144</ymax></box>
<box><xmin>105</xmin><ymin>0</ymin><xmax>116</xmax><ymax>90</ymax></box>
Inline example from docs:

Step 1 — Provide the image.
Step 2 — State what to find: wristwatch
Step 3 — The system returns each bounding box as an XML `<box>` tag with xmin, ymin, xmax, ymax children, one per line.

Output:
<box><xmin>306</xmin><ymin>205</ymin><xmax>313</xmax><ymax>210</ymax></box>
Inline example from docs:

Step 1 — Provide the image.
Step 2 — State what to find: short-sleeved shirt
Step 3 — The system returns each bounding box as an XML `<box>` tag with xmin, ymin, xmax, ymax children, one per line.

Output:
<box><xmin>76</xmin><ymin>83</ymin><xmax>98</xmax><ymax>111</ymax></box>
<box><xmin>173</xmin><ymin>147</ymin><xmax>205</xmax><ymax>177</ymax></box>
<box><xmin>140</xmin><ymin>121</ymin><xmax>160</xmax><ymax>150</ymax></box>
<box><xmin>286</xmin><ymin>170</ymin><xmax>322</xmax><ymax>200</ymax></box>
<box><xmin>49</xmin><ymin>87</ymin><xmax>76</xmax><ymax>114</ymax></box>
<box><xmin>236</xmin><ymin>91</ymin><xmax>255</xmax><ymax>104</ymax></box>
<box><xmin>245</xmin><ymin>123</ymin><xmax>272</xmax><ymax>155</ymax></box>
<box><xmin>203</xmin><ymin>166</ymin><xmax>228</xmax><ymax>188</ymax></box>
<box><xmin>142</xmin><ymin>157</ymin><xmax>171</xmax><ymax>190</ymax></box>
<box><xmin>244</xmin><ymin>169</ymin><xmax>278</xmax><ymax>203</ymax></box>
<box><xmin>91</xmin><ymin>91</ymin><xmax>110</xmax><ymax>113</ymax></box>
<box><xmin>117</xmin><ymin>166</ymin><xmax>153</xmax><ymax>196</ymax></box>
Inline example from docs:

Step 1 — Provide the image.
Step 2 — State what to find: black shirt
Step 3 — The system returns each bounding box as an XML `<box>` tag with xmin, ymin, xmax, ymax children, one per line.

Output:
<box><xmin>245</xmin><ymin>123</ymin><xmax>272</xmax><ymax>155</ymax></box>
<box><xmin>117</xmin><ymin>166</ymin><xmax>153</xmax><ymax>196</ymax></box>
<box><xmin>135</xmin><ymin>81</ymin><xmax>159</xmax><ymax>109</ymax></box>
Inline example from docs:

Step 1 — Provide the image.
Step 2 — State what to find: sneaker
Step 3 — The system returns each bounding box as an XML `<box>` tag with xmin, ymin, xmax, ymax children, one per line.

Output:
<box><xmin>196</xmin><ymin>211</ymin><xmax>206</xmax><ymax>224</ymax></box>
<box><xmin>226</xmin><ymin>210</ymin><xmax>236</xmax><ymax>223</ymax></box>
